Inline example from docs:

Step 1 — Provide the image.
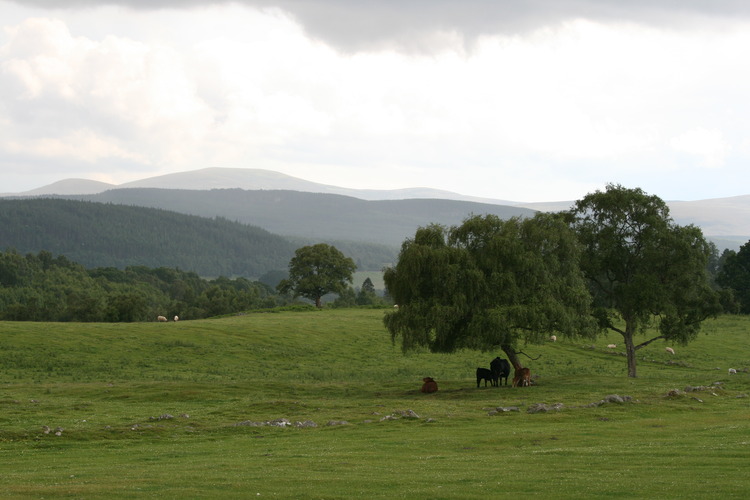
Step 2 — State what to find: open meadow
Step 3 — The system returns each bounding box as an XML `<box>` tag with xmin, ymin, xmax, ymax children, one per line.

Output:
<box><xmin>1</xmin><ymin>309</ymin><xmax>749</xmax><ymax>499</ymax></box>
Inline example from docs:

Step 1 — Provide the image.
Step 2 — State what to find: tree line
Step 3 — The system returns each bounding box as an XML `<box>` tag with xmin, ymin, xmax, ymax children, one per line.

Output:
<box><xmin>0</xmin><ymin>249</ymin><xmax>289</xmax><ymax>322</ymax></box>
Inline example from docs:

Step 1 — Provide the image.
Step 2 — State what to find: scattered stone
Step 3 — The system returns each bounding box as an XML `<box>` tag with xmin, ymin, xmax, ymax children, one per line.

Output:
<box><xmin>179</xmin><ymin>413</ymin><xmax>190</xmax><ymax>419</ymax></box>
<box><xmin>736</xmin><ymin>394</ymin><xmax>748</xmax><ymax>398</ymax></box>
<box><xmin>269</xmin><ymin>418</ymin><xmax>291</xmax><ymax>427</ymax></box>
<box><xmin>293</xmin><ymin>420</ymin><xmax>317</xmax><ymax>428</ymax></box>
<box><xmin>397</xmin><ymin>409</ymin><xmax>420</xmax><ymax>419</ymax></box>
<box><xmin>603</xmin><ymin>394</ymin><xmax>632</xmax><ymax>404</ymax></box>
<box><xmin>425</xmin><ymin>418</ymin><xmax>437</xmax><ymax>423</ymax></box>
<box><xmin>527</xmin><ymin>403</ymin><xmax>564</xmax><ymax>414</ymax></box>
<box><xmin>42</xmin><ymin>425</ymin><xmax>51</xmax><ymax>434</ymax></box>
<box><xmin>496</xmin><ymin>406</ymin><xmax>520</xmax><ymax>413</ymax></box>
<box><xmin>380</xmin><ymin>415</ymin><xmax>398</xmax><ymax>422</ymax></box>
<box><xmin>692</xmin><ymin>397</ymin><xmax>704</xmax><ymax>403</ymax></box>
<box><xmin>325</xmin><ymin>420</ymin><xmax>349</xmax><ymax>426</ymax></box>
<box><xmin>150</xmin><ymin>414</ymin><xmax>174</xmax><ymax>421</ymax></box>
<box><xmin>233</xmin><ymin>420</ymin><xmax>262</xmax><ymax>427</ymax></box>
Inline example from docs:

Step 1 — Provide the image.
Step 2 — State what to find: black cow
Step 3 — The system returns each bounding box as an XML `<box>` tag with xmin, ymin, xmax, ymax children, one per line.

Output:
<box><xmin>490</xmin><ymin>357</ymin><xmax>511</xmax><ymax>386</ymax></box>
<box><xmin>476</xmin><ymin>367</ymin><xmax>494</xmax><ymax>388</ymax></box>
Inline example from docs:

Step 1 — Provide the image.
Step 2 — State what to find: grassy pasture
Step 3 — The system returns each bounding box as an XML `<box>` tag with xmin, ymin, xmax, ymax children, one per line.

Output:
<box><xmin>0</xmin><ymin>309</ymin><xmax>749</xmax><ymax>499</ymax></box>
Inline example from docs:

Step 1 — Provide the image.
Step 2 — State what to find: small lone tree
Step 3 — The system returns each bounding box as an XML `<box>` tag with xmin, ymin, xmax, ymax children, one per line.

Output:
<box><xmin>356</xmin><ymin>277</ymin><xmax>378</xmax><ymax>305</ymax></box>
<box><xmin>566</xmin><ymin>184</ymin><xmax>721</xmax><ymax>377</ymax></box>
<box><xmin>277</xmin><ymin>243</ymin><xmax>356</xmax><ymax>308</ymax></box>
<box><xmin>383</xmin><ymin>213</ymin><xmax>596</xmax><ymax>369</ymax></box>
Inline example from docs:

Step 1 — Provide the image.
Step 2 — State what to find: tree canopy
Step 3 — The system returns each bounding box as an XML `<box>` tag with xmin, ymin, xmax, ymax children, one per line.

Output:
<box><xmin>566</xmin><ymin>184</ymin><xmax>721</xmax><ymax>377</ymax></box>
<box><xmin>383</xmin><ymin>213</ymin><xmax>596</xmax><ymax>369</ymax></box>
<box><xmin>277</xmin><ymin>244</ymin><xmax>357</xmax><ymax>308</ymax></box>
<box><xmin>0</xmin><ymin>249</ymin><xmax>283</xmax><ymax>322</ymax></box>
<box><xmin>716</xmin><ymin>242</ymin><xmax>750</xmax><ymax>313</ymax></box>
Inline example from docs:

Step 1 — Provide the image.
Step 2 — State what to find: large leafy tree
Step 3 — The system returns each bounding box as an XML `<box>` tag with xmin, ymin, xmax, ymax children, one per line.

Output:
<box><xmin>566</xmin><ymin>184</ymin><xmax>721</xmax><ymax>377</ymax></box>
<box><xmin>716</xmin><ymin>242</ymin><xmax>750</xmax><ymax>313</ymax></box>
<box><xmin>277</xmin><ymin>244</ymin><xmax>356</xmax><ymax>308</ymax></box>
<box><xmin>383</xmin><ymin>213</ymin><xmax>596</xmax><ymax>369</ymax></box>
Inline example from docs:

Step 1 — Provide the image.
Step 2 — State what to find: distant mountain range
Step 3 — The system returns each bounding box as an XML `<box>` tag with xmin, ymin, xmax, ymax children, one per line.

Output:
<box><xmin>3</xmin><ymin>167</ymin><xmax>748</xmax><ymax>251</ymax></box>
<box><xmin>3</xmin><ymin>167</ymin><xmax>514</xmax><ymax>204</ymax></box>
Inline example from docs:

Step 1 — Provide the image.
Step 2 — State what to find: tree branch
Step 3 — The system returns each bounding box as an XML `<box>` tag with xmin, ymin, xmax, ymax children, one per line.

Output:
<box><xmin>634</xmin><ymin>335</ymin><xmax>665</xmax><ymax>351</ymax></box>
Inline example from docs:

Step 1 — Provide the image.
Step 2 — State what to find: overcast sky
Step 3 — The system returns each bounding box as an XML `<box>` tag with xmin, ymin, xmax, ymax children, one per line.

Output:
<box><xmin>2</xmin><ymin>0</ymin><xmax>749</xmax><ymax>201</ymax></box>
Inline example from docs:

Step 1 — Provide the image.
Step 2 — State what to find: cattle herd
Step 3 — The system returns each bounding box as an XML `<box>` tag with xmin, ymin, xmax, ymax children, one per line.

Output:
<box><xmin>476</xmin><ymin>357</ymin><xmax>512</xmax><ymax>388</ymax></box>
<box><xmin>423</xmin><ymin>356</ymin><xmax>534</xmax><ymax>393</ymax></box>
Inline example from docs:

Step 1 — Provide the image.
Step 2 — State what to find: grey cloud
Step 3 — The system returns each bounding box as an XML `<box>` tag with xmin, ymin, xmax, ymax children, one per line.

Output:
<box><xmin>9</xmin><ymin>0</ymin><xmax>750</xmax><ymax>50</ymax></box>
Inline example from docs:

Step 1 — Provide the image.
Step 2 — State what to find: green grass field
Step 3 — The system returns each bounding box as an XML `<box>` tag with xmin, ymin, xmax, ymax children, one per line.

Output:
<box><xmin>1</xmin><ymin>309</ymin><xmax>749</xmax><ymax>499</ymax></box>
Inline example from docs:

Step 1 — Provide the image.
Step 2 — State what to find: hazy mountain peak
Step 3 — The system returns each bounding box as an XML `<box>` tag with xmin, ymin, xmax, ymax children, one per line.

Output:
<box><xmin>3</xmin><ymin>178</ymin><xmax>116</xmax><ymax>196</ymax></box>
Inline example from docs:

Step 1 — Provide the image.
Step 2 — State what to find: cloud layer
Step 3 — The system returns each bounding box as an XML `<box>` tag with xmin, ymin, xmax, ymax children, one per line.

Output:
<box><xmin>2</xmin><ymin>1</ymin><xmax>750</xmax><ymax>201</ymax></box>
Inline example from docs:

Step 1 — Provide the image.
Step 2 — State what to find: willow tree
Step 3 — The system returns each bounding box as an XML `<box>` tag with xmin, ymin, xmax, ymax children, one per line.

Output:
<box><xmin>566</xmin><ymin>184</ymin><xmax>721</xmax><ymax>377</ymax></box>
<box><xmin>383</xmin><ymin>213</ymin><xmax>597</xmax><ymax>369</ymax></box>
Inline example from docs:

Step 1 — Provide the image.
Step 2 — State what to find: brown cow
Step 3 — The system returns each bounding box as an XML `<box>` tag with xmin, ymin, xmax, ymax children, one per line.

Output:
<box><xmin>421</xmin><ymin>377</ymin><xmax>438</xmax><ymax>393</ymax></box>
<box><xmin>512</xmin><ymin>367</ymin><xmax>531</xmax><ymax>387</ymax></box>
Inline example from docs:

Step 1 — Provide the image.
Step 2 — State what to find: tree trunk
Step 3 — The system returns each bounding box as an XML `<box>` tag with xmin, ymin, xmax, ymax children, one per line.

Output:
<box><xmin>315</xmin><ymin>295</ymin><xmax>322</xmax><ymax>308</ymax></box>
<box><xmin>624</xmin><ymin>322</ymin><xmax>637</xmax><ymax>378</ymax></box>
<box><xmin>501</xmin><ymin>344</ymin><xmax>523</xmax><ymax>370</ymax></box>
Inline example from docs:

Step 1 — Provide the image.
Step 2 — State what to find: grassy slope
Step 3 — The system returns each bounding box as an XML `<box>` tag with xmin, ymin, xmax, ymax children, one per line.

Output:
<box><xmin>0</xmin><ymin>310</ymin><xmax>749</xmax><ymax>499</ymax></box>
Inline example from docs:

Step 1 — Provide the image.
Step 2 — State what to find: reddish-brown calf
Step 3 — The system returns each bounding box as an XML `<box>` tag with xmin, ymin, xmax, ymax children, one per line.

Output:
<box><xmin>421</xmin><ymin>377</ymin><xmax>438</xmax><ymax>393</ymax></box>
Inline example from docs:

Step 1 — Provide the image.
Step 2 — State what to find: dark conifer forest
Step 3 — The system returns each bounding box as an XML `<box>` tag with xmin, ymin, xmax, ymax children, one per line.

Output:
<box><xmin>0</xmin><ymin>198</ymin><xmax>296</xmax><ymax>276</ymax></box>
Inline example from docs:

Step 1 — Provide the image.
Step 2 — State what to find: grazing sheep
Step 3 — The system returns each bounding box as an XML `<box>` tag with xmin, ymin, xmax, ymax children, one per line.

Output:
<box><xmin>393</xmin><ymin>304</ymin><xmax>399</xmax><ymax>309</ymax></box>
<box><xmin>607</xmin><ymin>344</ymin><xmax>617</xmax><ymax>349</ymax></box>
<box><xmin>665</xmin><ymin>347</ymin><xmax>675</xmax><ymax>355</ymax></box>
<box><xmin>157</xmin><ymin>315</ymin><xmax>167</xmax><ymax>322</ymax></box>
<box><xmin>549</xmin><ymin>335</ymin><xmax>557</xmax><ymax>342</ymax></box>
<box><xmin>729</xmin><ymin>368</ymin><xmax>737</xmax><ymax>375</ymax></box>
<box><xmin>174</xmin><ymin>315</ymin><xmax>179</xmax><ymax>322</ymax></box>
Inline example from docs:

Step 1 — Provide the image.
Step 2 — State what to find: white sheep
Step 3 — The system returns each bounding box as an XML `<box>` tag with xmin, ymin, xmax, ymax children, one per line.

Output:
<box><xmin>607</xmin><ymin>344</ymin><xmax>617</xmax><ymax>349</ymax></box>
<box><xmin>728</xmin><ymin>368</ymin><xmax>737</xmax><ymax>375</ymax></box>
<box><xmin>665</xmin><ymin>347</ymin><xmax>675</xmax><ymax>355</ymax></box>
<box><xmin>174</xmin><ymin>315</ymin><xmax>179</xmax><ymax>322</ymax></box>
<box><xmin>549</xmin><ymin>335</ymin><xmax>557</xmax><ymax>342</ymax></box>
<box><xmin>157</xmin><ymin>315</ymin><xmax>167</xmax><ymax>322</ymax></box>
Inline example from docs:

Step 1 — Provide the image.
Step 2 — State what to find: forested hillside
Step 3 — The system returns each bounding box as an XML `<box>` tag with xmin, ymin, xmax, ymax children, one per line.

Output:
<box><xmin>65</xmin><ymin>188</ymin><xmax>537</xmax><ymax>246</ymax></box>
<box><xmin>0</xmin><ymin>198</ymin><xmax>295</xmax><ymax>277</ymax></box>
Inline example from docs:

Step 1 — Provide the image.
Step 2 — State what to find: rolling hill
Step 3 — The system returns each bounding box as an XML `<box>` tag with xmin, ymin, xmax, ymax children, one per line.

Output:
<box><xmin>4</xmin><ymin>167</ymin><xmax>749</xmax><ymax>252</ymax></box>
<box><xmin>0</xmin><ymin>198</ymin><xmax>297</xmax><ymax>277</ymax></box>
<box><xmin>63</xmin><ymin>188</ymin><xmax>536</xmax><ymax>247</ymax></box>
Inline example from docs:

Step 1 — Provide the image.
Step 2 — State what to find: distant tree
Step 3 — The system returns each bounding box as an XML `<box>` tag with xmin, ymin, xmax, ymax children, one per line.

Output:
<box><xmin>383</xmin><ymin>214</ymin><xmax>596</xmax><ymax>369</ymax></box>
<box><xmin>356</xmin><ymin>277</ymin><xmax>379</xmax><ymax>306</ymax></box>
<box><xmin>566</xmin><ymin>184</ymin><xmax>721</xmax><ymax>377</ymax></box>
<box><xmin>277</xmin><ymin>244</ymin><xmax>357</xmax><ymax>308</ymax></box>
<box><xmin>258</xmin><ymin>269</ymin><xmax>288</xmax><ymax>289</ymax></box>
<box><xmin>361</xmin><ymin>277</ymin><xmax>375</xmax><ymax>294</ymax></box>
<box><xmin>332</xmin><ymin>287</ymin><xmax>357</xmax><ymax>308</ymax></box>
